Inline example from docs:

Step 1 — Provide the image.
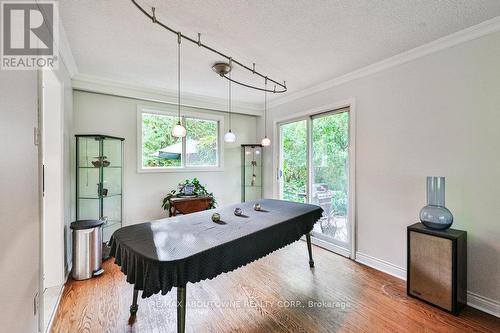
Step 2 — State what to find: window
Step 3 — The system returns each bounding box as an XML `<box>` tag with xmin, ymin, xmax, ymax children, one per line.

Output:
<box><xmin>185</xmin><ymin>117</ymin><xmax>218</xmax><ymax>166</ymax></box>
<box><xmin>138</xmin><ymin>106</ymin><xmax>223</xmax><ymax>172</ymax></box>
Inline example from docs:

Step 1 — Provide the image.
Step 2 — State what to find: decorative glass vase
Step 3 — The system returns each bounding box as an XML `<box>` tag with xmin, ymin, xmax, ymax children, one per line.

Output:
<box><xmin>419</xmin><ymin>176</ymin><xmax>453</xmax><ymax>230</ymax></box>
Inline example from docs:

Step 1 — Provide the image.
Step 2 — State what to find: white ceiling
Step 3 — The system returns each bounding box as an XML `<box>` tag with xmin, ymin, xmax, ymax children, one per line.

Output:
<box><xmin>60</xmin><ymin>0</ymin><xmax>500</xmax><ymax>107</ymax></box>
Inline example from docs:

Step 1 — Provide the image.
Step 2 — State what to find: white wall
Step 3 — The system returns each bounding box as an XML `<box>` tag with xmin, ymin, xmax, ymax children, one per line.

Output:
<box><xmin>0</xmin><ymin>71</ymin><xmax>40</xmax><ymax>332</ymax></box>
<box><xmin>265</xmin><ymin>31</ymin><xmax>500</xmax><ymax>310</ymax></box>
<box><xmin>73</xmin><ymin>91</ymin><xmax>258</xmax><ymax>225</ymax></box>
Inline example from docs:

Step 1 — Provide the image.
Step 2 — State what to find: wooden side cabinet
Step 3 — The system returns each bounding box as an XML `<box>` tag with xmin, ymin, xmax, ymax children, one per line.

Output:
<box><xmin>168</xmin><ymin>196</ymin><xmax>211</xmax><ymax>217</ymax></box>
<box><xmin>407</xmin><ymin>223</ymin><xmax>467</xmax><ymax>315</ymax></box>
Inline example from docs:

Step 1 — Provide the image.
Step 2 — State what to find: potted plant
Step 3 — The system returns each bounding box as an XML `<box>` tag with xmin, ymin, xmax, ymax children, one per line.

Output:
<box><xmin>161</xmin><ymin>177</ymin><xmax>217</xmax><ymax>212</ymax></box>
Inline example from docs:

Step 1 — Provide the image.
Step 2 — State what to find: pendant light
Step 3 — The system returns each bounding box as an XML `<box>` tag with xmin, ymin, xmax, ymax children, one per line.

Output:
<box><xmin>261</xmin><ymin>78</ymin><xmax>271</xmax><ymax>146</ymax></box>
<box><xmin>172</xmin><ymin>32</ymin><xmax>187</xmax><ymax>138</ymax></box>
<box><xmin>224</xmin><ymin>68</ymin><xmax>236</xmax><ymax>143</ymax></box>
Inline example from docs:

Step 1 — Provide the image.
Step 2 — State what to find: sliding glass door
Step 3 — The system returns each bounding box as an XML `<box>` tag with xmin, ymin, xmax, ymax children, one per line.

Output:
<box><xmin>279</xmin><ymin>108</ymin><xmax>351</xmax><ymax>256</ymax></box>
<box><xmin>279</xmin><ymin>119</ymin><xmax>308</xmax><ymax>203</ymax></box>
<box><xmin>310</xmin><ymin>110</ymin><xmax>350</xmax><ymax>250</ymax></box>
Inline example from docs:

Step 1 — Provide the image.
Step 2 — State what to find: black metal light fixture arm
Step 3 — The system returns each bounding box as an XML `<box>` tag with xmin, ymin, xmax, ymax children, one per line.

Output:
<box><xmin>131</xmin><ymin>0</ymin><xmax>287</xmax><ymax>93</ymax></box>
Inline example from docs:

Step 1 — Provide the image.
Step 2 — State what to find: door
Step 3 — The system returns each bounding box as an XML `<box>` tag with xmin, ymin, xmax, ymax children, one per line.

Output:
<box><xmin>310</xmin><ymin>109</ymin><xmax>350</xmax><ymax>252</ymax></box>
<box><xmin>0</xmin><ymin>65</ymin><xmax>40</xmax><ymax>333</ymax></box>
<box><xmin>278</xmin><ymin>108</ymin><xmax>352</xmax><ymax>257</ymax></box>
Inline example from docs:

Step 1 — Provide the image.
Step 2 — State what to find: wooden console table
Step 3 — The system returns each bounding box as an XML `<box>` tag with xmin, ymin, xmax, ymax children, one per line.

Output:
<box><xmin>168</xmin><ymin>196</ymin><xmax>212</xmax><ymax>217</ymax></box>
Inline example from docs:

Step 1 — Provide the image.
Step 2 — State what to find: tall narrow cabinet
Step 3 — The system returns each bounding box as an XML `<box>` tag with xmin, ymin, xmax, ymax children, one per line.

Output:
<box><xmin>76</xmin><ymin>135</ymin><xmax>124</xmax><ymax>258</ymax></box>
<box><xmin>407</xmin><ymin>223</ymin><xmax>467</xmax><ymax>315</ymax></box>
<box><xmin>241</xmin><ymin>144</ymin><xmax>263</xmax><ymax>202</ymax></box>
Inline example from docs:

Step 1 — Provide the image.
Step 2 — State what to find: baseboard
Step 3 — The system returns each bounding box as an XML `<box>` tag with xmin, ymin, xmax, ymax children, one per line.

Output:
<box><xmin>354</xmin><ymin>251</ymin><xmax>499</xmax><ymax>317</ymax></box>
<box><xmin>309</xmin><ymin>236</ymin><xmax>351</xmax><ymax>258</ymax></box>
<box><xmin>355</xmin><ymin>251</ymin><xmax>407</xmax><ymax>280</ymax></box>
<box><xmin>466</xmin><ymin>291</ymin><xmax>500</xmax><ymax>317</ymax></box>
<box><xmin>45</xmin><ymin>276</ymin><xmax>68</xmax><ymax>332</ymax></box>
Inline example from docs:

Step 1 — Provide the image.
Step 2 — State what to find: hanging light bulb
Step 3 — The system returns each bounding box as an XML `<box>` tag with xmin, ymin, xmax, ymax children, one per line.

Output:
<box><xmin>172</xmin><ymin>122</ymin><xmax>186</xmax><ymax>137</ymax></box>
<box><xmin>172</xmin><ymin>32</ymin><xmax>186</xmax><ymax>138</ymax></box>
<box><xmin>224</xmin><ymin>66</ymin><xmax>236</xmax><ymax>143</ymax></box>
<box><xmin>261</xmin><ymin>77</ymin><xmax>271</xmax><ymax>146</ymax></box>
<box><xmin>224</xmin><ymin>130</ymin><xmax>236</xmax><ymax>143</ymax></box>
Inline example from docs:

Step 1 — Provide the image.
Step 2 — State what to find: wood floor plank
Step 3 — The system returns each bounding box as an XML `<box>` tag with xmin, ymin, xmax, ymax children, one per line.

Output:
<box><xmin>51</xmin><ymin>242</ymin><xmax>500</xmax><ymax>333</ymax></box>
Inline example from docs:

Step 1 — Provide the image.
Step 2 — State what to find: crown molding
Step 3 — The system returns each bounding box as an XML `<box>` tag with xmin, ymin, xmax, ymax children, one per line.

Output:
<box><xmin>269</xmin><ymin>16</ymin><xmax>500</xmax><ymax>109</ymax></box>
<box><xmin>72</xmin><ymin>74</ymin><xmax>263</xmax><ymax>116</ymax></box>
<box><xmin>57</xmin><ymin>20</ymin><xmax>78</xmax><ymax>77</ymax></box>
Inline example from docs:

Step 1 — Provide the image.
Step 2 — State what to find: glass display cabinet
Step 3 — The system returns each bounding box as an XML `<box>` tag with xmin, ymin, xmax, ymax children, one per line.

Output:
<box><xmin>241</xmin><ymin>144</ymin><xmax>263</xmax><ymax>202</ymax></box>
<box><xmin>76</xmin><ymin>135</ymin><xmax>124</xmax><ymax>258</ymax></box>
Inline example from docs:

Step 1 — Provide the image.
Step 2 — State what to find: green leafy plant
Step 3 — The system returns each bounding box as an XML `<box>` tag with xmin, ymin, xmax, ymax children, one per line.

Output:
<box><xmin>161</xmin><ymin>177</ymin><xmax>217</xmax><ymax>212</ymax></box>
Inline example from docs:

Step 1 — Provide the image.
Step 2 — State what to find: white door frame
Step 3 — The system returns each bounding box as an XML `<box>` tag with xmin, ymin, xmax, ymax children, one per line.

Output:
<box><xmin>277</xmin><ymin>116</ymin><xmax>310</xmax><ymax>201</ymax></box>
<box><xmin>272</xmin><ymin>98</ymin><xmax>356</xmax><ymax>259</ymax></box>
<box><xmin>41</xmin><ymin>69</ymin><xmax>65</xmax><ymax>289</ymax></box>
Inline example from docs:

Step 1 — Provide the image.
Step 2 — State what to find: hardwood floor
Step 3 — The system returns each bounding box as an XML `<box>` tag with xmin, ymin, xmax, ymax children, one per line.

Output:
<box><xmin>51</xmin><ymin>242</ymin><xmax>499</xmax><ymax>333</ymax></box>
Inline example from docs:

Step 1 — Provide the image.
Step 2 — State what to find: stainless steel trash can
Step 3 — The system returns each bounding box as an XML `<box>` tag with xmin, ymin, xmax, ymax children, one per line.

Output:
<box><xmin>70</xmin><ymin>220</ymin><xmax>104</xmax><ymax>280</ymax></box>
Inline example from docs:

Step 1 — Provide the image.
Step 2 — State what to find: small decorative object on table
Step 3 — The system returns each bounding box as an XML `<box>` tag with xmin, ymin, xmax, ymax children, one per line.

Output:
<box><xmin>181</xmin><ymin>183</ymin><xmax>195</xmax><ymax>196</ymax></box>
<box><xmin>253</xmin><ymin>203</ymin><xmax>261</xmax><ymax>211</ymax></box>
<box><xmin>211</xmin><ymin>213</ymin><xmax>221</xmax><ymax>222</ymax></box>
<box><xmin>419</xmin><ymin>176</ymin><xmax>453</xmax><ymax>230</ymax></box>
<box><xmin>234</xmin><ymin>207</ymin><xmax>242</xmax><ymax>216</ymax></box>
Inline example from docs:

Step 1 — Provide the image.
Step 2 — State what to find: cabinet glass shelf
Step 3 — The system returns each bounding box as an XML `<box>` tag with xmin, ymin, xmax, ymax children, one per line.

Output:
<box><xmin>78</xmin><ymin>194</ymin><xmax>122</xmax><ymax>199</ymax></box>
<box><xmin>76</xmin><ymin>134</ymin><xmax>124</xmax><ymax>259</ymax></box>
<box><xmin>78</xmin><ymin>166</ymin><xmax>123</xmax><ymax>169</ymax></box>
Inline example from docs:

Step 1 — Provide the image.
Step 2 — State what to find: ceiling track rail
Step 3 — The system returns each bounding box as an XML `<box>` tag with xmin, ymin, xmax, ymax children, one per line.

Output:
<box><xmin>131</xmin><ymin>0</ymin><xmax>287</xmax><ymax>93</ymax></box>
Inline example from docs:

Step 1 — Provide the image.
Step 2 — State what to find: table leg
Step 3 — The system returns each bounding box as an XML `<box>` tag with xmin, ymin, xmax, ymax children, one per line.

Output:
<box><xmin>130</xmin><ymin>289</ymin><xmax>139</xmax><ymax>315</ymax></box>
<box><xmin>306</xmin><ymin>233</ymin><xmax>314</xmax><ymax>268</ymax></box>
<box><xmin>177</xmin><ymin>285</ymin><xmax>187</xmax><ymax>333</ymax></box>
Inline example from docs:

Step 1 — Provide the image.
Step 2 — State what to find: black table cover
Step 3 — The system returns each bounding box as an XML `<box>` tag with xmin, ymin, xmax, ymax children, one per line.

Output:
<box><xmin>109</xmin><ymin>199</ymin><xmax>323</xmax><ymax>298</ymax></box>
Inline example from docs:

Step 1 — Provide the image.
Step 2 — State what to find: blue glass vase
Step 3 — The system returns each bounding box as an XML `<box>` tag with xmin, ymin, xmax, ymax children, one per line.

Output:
<box><xmin>419</xmin><ymin>177</ymin><xmax>453</xmax><ymax>230</ymax></box>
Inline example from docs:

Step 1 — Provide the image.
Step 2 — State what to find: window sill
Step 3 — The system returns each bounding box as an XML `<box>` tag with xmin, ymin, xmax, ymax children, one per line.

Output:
<box><xmin>137</xmin><ymin>166</ymin><xmax>225</xmax><ymax>173</ymax></box>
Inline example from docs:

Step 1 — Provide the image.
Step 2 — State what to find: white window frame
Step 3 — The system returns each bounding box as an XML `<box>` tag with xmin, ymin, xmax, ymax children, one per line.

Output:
<box><xmin>137</xmin><ymin>105</ymin><xmax>224</xmax><ymax>173</ymax></box>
